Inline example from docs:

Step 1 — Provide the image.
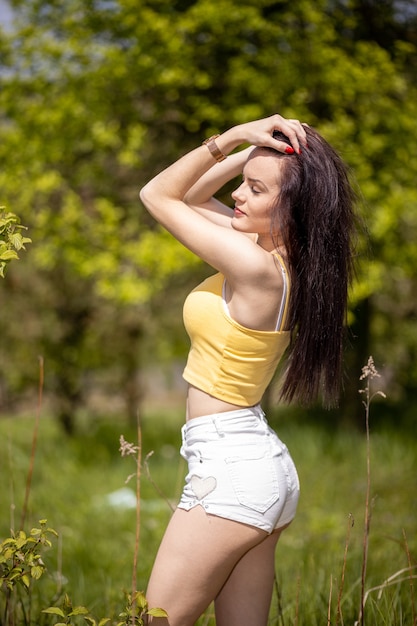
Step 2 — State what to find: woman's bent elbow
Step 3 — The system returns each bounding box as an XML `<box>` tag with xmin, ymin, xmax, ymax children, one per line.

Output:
<box><xmin>139</xmin><ymin>184</ymin><xmax>158</xmax><ymax>215</ymax></box>
<box><xmin>139</xmin><ymin>184</ymin><xmax>150</xmax><ymax>206</ymax></box>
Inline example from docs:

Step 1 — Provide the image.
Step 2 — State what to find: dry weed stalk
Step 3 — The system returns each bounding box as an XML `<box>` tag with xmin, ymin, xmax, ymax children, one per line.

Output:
<box><xmin>294</xmin><ymin>574</ymin><xmax>301</xmax><ymax>626</ymax></box>
<box><xmin>133</xmin><ymin>415</ymin><xmax>142</xmax><ymax>614</ymax></box>
<box><xmin>327</xmin><ymin>574</ymin><xmax>333</xmax><ymax>626</ymax></box>
<box><xmin>360</xmin><ymin>567</ymin><xmax>417</xmax><ymax>613</ymax></box>
<box><xmin>335</xmin><ymin>513</ymin><xmax>354</xmax><ymax>626</ymax></box>
<box><xmin>20</xmin><ymin>356</ymin><xmax>44</xmax><ymax>530</ymax></box>
<box><xmin>403</xmin><ymin>529</ymin><xmax>417</xmax><ymax>626</ymax></box>
<box><xmin>144</xmin><ymin>451</ymin><xmax>175</xmax><ymax>513</ymax></box>
<box><xmin>355</xmin><ymin>356</ymin><xmax>386</xmax><ymax>626</ymax></box>
<box><xmin>119</xmin><ymin>423</ymin><xmax>142</xmax><ymax>624</ymax></box>
<box><xmin>273</xmin><ymin>573</ymin><xmax>285</xmax><ymax>626</ymax></box>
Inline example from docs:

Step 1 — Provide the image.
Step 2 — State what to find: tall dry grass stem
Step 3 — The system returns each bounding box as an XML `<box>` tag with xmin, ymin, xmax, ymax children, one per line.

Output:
<box><xmin>119</xmin><ymin>426</ymin><xmax>143</xmax><ymax>626</ymax></box>
<box><xmin>403</xmin><ymin>529</ymin><xmax>417</xmax><ymax>626</ymax></box>
<box><xmin>144</xmin><ymin>452</ymin><xmax>175</xmax><ymax>513</ymax></box>
<box><xmin>335</xmin><ymin>513</ymin><xmax>354</xmax><ymax>626</ymax></box>
<box><xmin>273</xmin><ymin>574</ymin><xmax>285</xmax><ymax>625</ymax></box>
<box><xmin>7</xmin><ymin>437</ymin><xmax>16</xmax><ymax>531</ymax></box>
<box><xmin>131</xmin><ymin>412</ymin><xmax>142</xmax><ymax>621</ymax></box>
<box><xmin>119</xmin><ymin>428</ymin><xmax>168</xmax><ymax>624</ymax></box>
<box><xmin>20</xmin><ymin>356</ymin><xmax>44</xmax><ymax>530</ymax></box>
<box><xmin>360</xmin><ymin>567</ymin><xmax>417</xmax><ymax>611</ymax></box>
<box><xmin>356</xmin><ymin>356</ymin><xmax>386</xmax><ymax>626</ymax></box>
<box><xmin>327</xmin><ymin>574</ymin><xmax>333</xmax><ymax>625</ymax></box>
<box><xmin>294</xmin><ymin>574</ymin><xmax>300</xmax><ymax>626</ymax></box>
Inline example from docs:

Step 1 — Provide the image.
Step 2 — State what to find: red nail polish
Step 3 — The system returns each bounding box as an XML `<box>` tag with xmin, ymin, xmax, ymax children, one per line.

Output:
<box><xmin>285</xmin><ymin>146</ymin><xmax>294</xmax><ymax>154</ymax></box>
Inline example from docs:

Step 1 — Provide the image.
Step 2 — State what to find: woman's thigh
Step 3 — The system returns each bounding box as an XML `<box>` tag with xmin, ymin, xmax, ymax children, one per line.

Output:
<box><xmin>146</xmin><ymin>506</ymin><xmax>268</xmax><ymax>626</ymax></box>
<box><xmin>215</xmin><ymin>525</ymin><xmax>289</xmax><ymax>626</ymax></box>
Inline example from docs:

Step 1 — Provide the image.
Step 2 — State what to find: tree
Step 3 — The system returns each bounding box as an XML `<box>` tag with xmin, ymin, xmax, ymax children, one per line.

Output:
<box><xmin>1</xmin><ymin>0</ymin><xmax>417</xmax><ymax>430</ymax></box>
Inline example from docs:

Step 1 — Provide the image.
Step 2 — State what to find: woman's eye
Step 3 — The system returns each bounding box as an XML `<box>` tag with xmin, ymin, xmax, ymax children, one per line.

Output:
<box><xmin>251</xmin><ymin>187</ymin><xmax>261</xmax><ymax>195</ymax></box>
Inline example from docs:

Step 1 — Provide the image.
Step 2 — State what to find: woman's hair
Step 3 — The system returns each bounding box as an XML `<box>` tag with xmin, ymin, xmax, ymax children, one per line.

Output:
<box><xmin>270</xmin><ymin>127</ymin><xmax>357</xmax><ymax>407</ymax></box>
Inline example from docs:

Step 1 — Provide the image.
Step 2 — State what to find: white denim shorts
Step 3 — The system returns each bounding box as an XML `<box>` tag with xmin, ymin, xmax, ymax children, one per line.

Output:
<box><xmin>177</xmin><ymin>405</ymin><xmax>300</xmax><ymax>533</ymax></box>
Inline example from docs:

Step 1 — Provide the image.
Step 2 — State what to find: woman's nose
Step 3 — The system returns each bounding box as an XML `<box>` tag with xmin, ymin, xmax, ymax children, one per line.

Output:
<box><xmin>232</xmin><ymin>185</ymin><xmax>244</xmax><ymax>202</ymax></box>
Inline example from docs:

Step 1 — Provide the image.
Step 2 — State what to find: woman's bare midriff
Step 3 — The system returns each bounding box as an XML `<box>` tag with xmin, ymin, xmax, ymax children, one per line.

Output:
<box><xmin>186</xmin><ymin>384</ymin><xmax>247</xmax><ymax>421</ymax></box>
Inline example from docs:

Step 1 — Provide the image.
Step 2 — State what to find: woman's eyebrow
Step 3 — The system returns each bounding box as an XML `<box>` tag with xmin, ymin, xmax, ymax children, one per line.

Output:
<box><xmin>246</xmin><ymin>176</ymin><xmax>268</xmax><ymax>190</ymax></box>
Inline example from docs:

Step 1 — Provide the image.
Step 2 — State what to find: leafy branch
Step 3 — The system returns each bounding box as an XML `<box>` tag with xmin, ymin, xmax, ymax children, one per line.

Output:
<box><xmin>1</xmin><ymin>519</ymin><xmax>58</xmax><ymax>625</ymax></box>
<box><xmin>0</xmin><ymin>208</ymin><xmax>31</xmax><ymax>278</ymax></box>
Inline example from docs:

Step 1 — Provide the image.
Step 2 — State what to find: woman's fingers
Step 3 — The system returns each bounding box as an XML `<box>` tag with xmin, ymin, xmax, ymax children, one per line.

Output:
<box><xmin>245</xmin><ymin>115</ymin><xmax>308</xmax><ymax>155</ymax></box>
<box><xmin>271</xmin><ymin>116</ymin><xmax>307</xmax><ymax>154</ymax></box>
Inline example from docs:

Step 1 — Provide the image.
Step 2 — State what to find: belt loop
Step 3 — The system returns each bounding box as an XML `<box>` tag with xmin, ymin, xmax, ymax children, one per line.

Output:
<box><xmin>254</xmin><ymin>404</ymin><xmax>265</xmax><ymax>419</ymax></box>
<box><xmin>181</xmin><ymin>423</ymin><xmax>188</xmax><ymax>442</ymax></box>
<box><xmin>255</xmin><ymin>405</ymin><xmax>268</xmax><ymax>427</ymax></box>
<box><xmin>212</xmin><ymin>416</ymin><xmax>225</xmax><ymax>437</ymax></box>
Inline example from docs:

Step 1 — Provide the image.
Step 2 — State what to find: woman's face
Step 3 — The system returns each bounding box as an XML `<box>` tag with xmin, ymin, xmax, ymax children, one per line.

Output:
<box><xmin>231</xmin><ymin>150</ymin><xmax>283</xmax><ymax>240</ymax></box>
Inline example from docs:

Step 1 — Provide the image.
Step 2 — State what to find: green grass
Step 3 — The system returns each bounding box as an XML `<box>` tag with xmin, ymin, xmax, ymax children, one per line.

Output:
<box><xmin>1</xmin><ymin>408</ymin><xmax>416</xmax><ymax>625</ymax></box>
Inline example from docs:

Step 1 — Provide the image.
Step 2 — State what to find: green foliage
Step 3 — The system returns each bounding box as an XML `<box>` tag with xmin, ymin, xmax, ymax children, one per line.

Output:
<box><xmin>42</xmin><ymin>592</ymin><xmax>114</xmax><ymax>626</ymax></box>
<box><xmin>1</xmin><ymin>0</ymin><xmax>417</xmax><ymax>427</ymax></box>
<box><xmin>0</xmin><ymin>520</ymin><xmax>57</xmax><ymax>592</ymax></box>
<box><xmin>1</xmin><ymin>400</ymin><xmax>416</xmax><ymax>624</ymax></box>
<box><xmin>42</xmin><ymin>593</ymin><xmax>90</xmax><ymax>625</ymax></box>
<box><xmin>0</xmin><ymin>208</ymin><xmax>31</xmax><ymax>278</ymax></box>
<box><xmin>116</xmin><ymin>591</ymin><xmax>168</xmax><ymax>626</ymax></box>
<box><xmin>0</xmin><ymin>520</ymin><xmax>58</xmax><ymax>625</ymax></box>
<box><xmin>41</xmin><ymin>590</ymin><xmax>167</xmax><ymax>626</ymax></box>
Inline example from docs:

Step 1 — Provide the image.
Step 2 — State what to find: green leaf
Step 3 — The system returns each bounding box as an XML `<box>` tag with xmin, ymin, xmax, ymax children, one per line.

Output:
<box><xmin>0</xmin><ymin>249</ymin><xmax>19</xmax><ymax>261</ymax></box>
<box><xmin>9</xmin><ymin>232</ymin><xmax>25</xmax><ymax>249</ymax></box>
<box><xmin>9</xmin><ymin>567</ymin><xmax>23</xmax><ymax>580</ymax></box>
<box><xmin>63</xmin><ymin>593</ymin><xmax>73</xmax><ymax>609</ymax></box>
<box><xmin>31</xmin><ymin>564</ymin><xmax>45</xmax><ymax>579</ymax></box>
<box><xmin>21</xmin><ymin>574</ymin><xmax>30</xmax><ymax>588</ymax></box>
<box><xmin>69</xmin><ymin>606</ymin><xmax>89</xmax><ymax>616</ymax></box>
<box><xmin>148</xmin><ymin>607</ymin><xmax>169</xmax><ymax>618</ymax></box>
<box><xmin>134</xmin><ymin>591</ymin><xmax>148</xmax><ymax>610</ymax></box>
<box><xmin>42</xmin><ymin>607</ymin><xmax>66</xmax><ymax>617</ymax></box>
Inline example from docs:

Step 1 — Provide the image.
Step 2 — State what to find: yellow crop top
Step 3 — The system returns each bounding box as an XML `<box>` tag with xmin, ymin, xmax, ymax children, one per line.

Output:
<box><xmin>182</xmin><ymin>256</ymin><xmax>291</xmax><ymax>406</ymax></box>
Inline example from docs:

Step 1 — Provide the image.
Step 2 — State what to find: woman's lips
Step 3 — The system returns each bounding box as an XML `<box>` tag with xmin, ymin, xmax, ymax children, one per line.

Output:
<box><xmin>234</xmin><ymin>207</ymin><xmax>246</xmax><ymax>216</ymax></box>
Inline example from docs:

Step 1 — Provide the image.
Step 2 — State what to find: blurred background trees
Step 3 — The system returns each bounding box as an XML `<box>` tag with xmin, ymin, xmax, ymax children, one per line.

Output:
<box><xmin>1</xmin><ymin>0</ymin><xmax>416</xmax><ymax>433</ymax></box>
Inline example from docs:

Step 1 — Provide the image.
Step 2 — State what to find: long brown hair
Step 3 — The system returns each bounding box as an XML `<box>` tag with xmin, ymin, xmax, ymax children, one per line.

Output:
<box><xmin>271</xmin><ymin>127</ymin><xmax>357</xmax><ymax>407</ymax></box>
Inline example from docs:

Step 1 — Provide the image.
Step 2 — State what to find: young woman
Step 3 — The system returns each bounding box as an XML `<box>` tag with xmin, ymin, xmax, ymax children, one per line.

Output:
<box><xmin>139</xmin><ymin>114</ymin><xmax>356</xmax><ymax>626</ymax></box>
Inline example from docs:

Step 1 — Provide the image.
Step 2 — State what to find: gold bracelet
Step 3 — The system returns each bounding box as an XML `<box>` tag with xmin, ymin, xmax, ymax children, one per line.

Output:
<box><xmin>202</xmin><ymin>134</ymin><xmax>227</xmax><ymax>162</ymax></box>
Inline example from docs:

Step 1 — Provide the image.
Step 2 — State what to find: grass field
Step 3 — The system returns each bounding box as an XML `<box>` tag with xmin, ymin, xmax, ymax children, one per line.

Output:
<box><xmin>0</xmin><ymin>404</ymin><xmax>416</xmax><ymax>625</ymax></box>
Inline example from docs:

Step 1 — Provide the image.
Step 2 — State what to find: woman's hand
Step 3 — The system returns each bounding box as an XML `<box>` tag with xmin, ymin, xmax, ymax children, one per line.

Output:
<box><xmin>225</xmin><ymin>114</ymin><xmax>308</xmax><ymax>155</ymax></box>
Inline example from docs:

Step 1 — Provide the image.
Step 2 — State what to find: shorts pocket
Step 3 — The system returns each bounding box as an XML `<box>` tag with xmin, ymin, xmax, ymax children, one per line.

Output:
<box><xmin>225</xmin><ymin>449</ymin><xmax>280</xmax><ymax>513</ymax></box>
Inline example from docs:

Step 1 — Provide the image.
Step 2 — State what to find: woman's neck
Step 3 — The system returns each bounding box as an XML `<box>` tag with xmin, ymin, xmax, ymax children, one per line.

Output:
<box><xmin>256</xmin><ymin>233</ymin><xmax>286</xmax><ymax>256</ymax></box>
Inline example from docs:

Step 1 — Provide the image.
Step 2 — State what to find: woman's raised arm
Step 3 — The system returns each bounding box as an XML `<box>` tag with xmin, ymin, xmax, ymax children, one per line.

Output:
<box><xmin>139</xmin><ymin>114</ymin><xmax>307</xmax><ymax>224</ymax></box>
<box><xmin>182</xmin><ymin>147</ymin><xmax>253</xmax><ymax>227</ymax></box>
<box><xmin>139</xmin><ymin>115</ymin><xmax>307</xmax><ymax>274</ymax></box>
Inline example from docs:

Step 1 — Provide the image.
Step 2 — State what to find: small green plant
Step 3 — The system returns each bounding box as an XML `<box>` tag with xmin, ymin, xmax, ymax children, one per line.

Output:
<box><xmin>0</xmin><ymin>520</ymin><xmax>57</xmax><ymax>591</ymax></box>
<box><xmin>0</xmin><ymin>519</ymin><xmax>58</xmax><ymax>624</ymax></box>
<box><xmin>42</xmin><ymin>590</ymin><xmax>167</xmax><ymax>626</ymax></box>
<box><xmin>0</xmin><ymin>207</ymin><xmax>31</xmax><ymax>277</ymax></box>
<box><xmin>42</xmin><ymin>593</ymin><xmax>91</xmax><ymax>625</ymax></box>
<box><xmin>116</xmin><ymin>590</ymin><xmax>168</xmax><ymax>625</ymax></box>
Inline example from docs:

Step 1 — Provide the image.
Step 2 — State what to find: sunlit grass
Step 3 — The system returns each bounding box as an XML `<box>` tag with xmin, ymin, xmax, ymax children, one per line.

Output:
<box><xmin>0</xmin><ymin>407</ymin><xmax>416</xmax><ymax>624</ymax></box>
